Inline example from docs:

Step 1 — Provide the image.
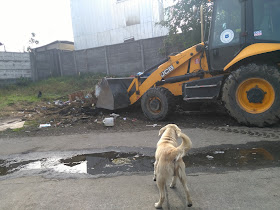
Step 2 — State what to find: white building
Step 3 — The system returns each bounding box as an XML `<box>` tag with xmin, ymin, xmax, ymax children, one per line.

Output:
<box><xmin>70</xmin><ymin>0</ymin><xmax>168</xmax><ymax>50</ymax></box>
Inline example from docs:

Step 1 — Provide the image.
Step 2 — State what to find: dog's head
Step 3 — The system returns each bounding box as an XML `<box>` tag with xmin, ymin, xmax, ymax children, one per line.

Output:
<box><xmin>158</xmin><ymin>124</ymin><xmax>181</xmax><ymax>137</ymax></box>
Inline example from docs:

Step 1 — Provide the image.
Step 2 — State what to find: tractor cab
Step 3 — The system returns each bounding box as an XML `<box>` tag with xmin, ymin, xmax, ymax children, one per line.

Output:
<box><xmin>208</xmin><ymin>0</ymin><xmax>280</xmax><ymax>71</ymax></box>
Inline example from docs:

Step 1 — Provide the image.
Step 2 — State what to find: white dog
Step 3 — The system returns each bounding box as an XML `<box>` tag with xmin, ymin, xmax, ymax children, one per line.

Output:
<box><xmin>153</xmin><ymin>124</ymin><xmax>193</xmax><ymax>209</ymax></box>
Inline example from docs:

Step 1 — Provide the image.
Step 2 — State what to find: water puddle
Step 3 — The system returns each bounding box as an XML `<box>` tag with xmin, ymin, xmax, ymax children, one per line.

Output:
<box><xmin>0</xmin><ymin>141</ymin><xmax>279</xmax><ymax>178</ymax></box>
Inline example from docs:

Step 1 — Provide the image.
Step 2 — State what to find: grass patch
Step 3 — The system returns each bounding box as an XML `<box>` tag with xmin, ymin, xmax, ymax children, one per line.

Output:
<box><xmin>0</xmin><ymin>73</ymin><xmax>105</xmax><ymax>111</ymax></box>
<box><xmin>12</xmin><ymin>127</ymin><xmax>25</xmax><ymax>132</ymax></box>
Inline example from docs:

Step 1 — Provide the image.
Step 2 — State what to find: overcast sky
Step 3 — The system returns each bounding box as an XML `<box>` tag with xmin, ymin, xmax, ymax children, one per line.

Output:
<box><xmin>0</xmin><ymin>0</ymin><xmax>174</xmax><ymax>52</ymax></box>
<box><xmin>0</xmin><ymin>0</ymin><xmax>73</xmax><ymax>52</ymax></box>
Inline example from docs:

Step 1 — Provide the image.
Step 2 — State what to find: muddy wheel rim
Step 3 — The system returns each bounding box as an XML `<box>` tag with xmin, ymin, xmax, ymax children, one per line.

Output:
<box><xmin>236</xmin><ymin>78</ymin><xmax>275</xmax><ymax>114</ymax></box>
<box><xmin>148</xmin><ymin>97</ymin><xmax>162</xmax><ymax>113</ymax></box>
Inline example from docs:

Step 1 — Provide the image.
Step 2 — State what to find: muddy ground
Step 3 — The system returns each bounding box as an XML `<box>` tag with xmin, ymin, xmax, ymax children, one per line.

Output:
<box><xmin>1</xmin><ymin>99</ymin><xmax>280</xmax><ymax>139</ymax></box>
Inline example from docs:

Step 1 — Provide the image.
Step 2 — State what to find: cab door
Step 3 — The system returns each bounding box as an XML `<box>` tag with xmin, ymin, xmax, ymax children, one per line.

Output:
<box><xmin>208</xmin><ymin>0</ymin><xmax>245</xmax><ymax>71</ymax></box>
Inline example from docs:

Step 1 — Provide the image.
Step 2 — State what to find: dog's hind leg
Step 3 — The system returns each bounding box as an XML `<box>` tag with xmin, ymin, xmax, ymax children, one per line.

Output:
<box><xmin>170</xmin><ymin>164</ymin><xmax>178</xmax><ymax>188</ymax></box>
<box><xmin>170</xmin><ymin>175</ymin><xmax>177</xmax><ymax>188</ymax></box>
<box><xmin>155</xmin><ymin>176</ymin><xmax>165</xmax><ymax>209</ymax></box>
<box><xmin>153</xmin><ymin>160</ymin><xmax>158</xmax><ymax>181</ymax></box>
<box><xmin>178</xmin><ymin>165</ymin><xmax>193</xmax><ymax>207</ymax></box>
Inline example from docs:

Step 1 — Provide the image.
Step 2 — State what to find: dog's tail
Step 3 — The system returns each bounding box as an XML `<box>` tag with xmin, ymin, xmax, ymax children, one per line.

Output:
<box><xmin>175</xmin><ymin>132</ymin><xmax>192</xmax><ymax>161</ymax></box>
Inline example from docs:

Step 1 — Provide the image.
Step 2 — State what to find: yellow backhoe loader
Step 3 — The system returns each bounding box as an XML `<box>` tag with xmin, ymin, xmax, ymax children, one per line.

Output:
<box><xmin>96</xmin><ymin>0</ymin><xmax>280</xmax><ymax>127</ymax></box>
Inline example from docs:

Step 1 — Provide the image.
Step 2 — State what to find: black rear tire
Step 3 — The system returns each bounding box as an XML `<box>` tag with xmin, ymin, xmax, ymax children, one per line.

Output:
<box><xmin>222</xmin><ymin>63</ymin><xmax>280</xmax><ymax>127</ymax></box>
<box><xmin>141</xmin><ymin>87</ymin><xmax>174</xmax><ymax>121</ymax></box>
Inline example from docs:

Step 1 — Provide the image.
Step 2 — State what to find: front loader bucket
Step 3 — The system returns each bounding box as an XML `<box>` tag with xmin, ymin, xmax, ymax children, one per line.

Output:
<box><xmin>96</xmin><ymin>77</ymin><xmax>134</xmax><ymax>110</ymax></box>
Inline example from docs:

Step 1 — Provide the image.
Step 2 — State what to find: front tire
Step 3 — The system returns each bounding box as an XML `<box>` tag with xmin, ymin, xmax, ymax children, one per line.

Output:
<box><xmin>141</xmin><ymin>87</ymin><xmax>174</xmax><ymax>121</ymax></box>
<box><xmin>222</xmin><ymin>63</ymin><xmax>280</xmax><ymax>127</ymax></box>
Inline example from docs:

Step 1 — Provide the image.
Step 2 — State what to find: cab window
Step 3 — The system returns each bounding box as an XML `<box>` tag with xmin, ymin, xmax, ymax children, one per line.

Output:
<box><xmin>253</xmin><ymin>0</ymin><xmax>280</xmax><ymax>42</ymax></box>
<box><xmin>210</xmin><ymin>0</ymin><xmax>242</xmax><ymax>48</ymax></box>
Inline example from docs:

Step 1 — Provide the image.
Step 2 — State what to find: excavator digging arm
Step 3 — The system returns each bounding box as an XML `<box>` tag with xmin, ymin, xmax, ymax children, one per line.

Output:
<box><xmin>128</xmin><ymin>43</ymin><xmax>207</xmax><ymax>105</ymax></box>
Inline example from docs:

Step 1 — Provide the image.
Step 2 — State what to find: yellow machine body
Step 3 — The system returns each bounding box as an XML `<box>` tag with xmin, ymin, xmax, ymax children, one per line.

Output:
<box><xmin>128</xmin><ymin>43</ymin><xmax>211</xmax><ymax>105</ymax></box>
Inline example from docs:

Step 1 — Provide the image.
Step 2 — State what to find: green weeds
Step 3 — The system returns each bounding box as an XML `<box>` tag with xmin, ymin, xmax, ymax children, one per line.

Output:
<box><xmin>0</xmin><ymin>73</ymin><xmax>105</xmax><ymax>111</ymax></box>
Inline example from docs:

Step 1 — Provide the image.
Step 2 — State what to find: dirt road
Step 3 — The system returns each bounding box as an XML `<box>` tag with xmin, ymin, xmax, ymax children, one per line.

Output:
<box><xmin>1</xmin><ymin>122</ymin><xmax>280</xmax><ymax>209</ymax></box>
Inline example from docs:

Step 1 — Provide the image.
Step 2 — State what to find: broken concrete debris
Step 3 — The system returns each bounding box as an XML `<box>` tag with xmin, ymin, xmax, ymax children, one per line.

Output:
<box><xmin>69</xmin><ymin>91</ymin><xmax>85</xmax><ymax>102</ymax></box>
<box><xmin>206</xmin><ymin>155</ymin><xmax>214</xmax><ymax>160</ymax></box>
<box><xmin>0</xmin><ymin>119</ymin><xmax>25</xmax><ymax>132</ymax></box>
<box><xmin>110</xmin><ymin>113</ymin><xmax>120</xmax><ymax>119</ymax></box>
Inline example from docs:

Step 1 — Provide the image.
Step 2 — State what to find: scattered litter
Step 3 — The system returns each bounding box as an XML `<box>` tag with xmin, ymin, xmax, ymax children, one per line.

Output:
<box><xmin>146</xmin><ymin>124</ymin><xmax>161</xmax><ymax>127</ymax></box>
<box><xmin>252</xmin><ymin>153</ymin><xmax>257</xmax><ymax>155</ymax></box>
<box><xmin>85</xmin><ymin>93</ymin><xmax>92</xmax><ymax>99</ymax></box>
<box><xmin>95</xmin><ymin>85</ymin><xmax>101</xmax><ymax>97</ymax></box>
<box><xmin>94</xmin><ymin>119</ymin><xmax>98</xmax><ymax>123</ymax></box>
<box><xmin>103</xmin><ymin>117</ymin><xmax>114</xmax><ymax>127</ymax></box>
<box><xmin>123</xmin><ymin>118</ymin><xmax>127</xmax><ymax>121</ymax></box>
<box><xmin>39</xmin><ymin>124</ymin><xmax>51</xmax><ymax>128</ymax></box>
<box><xmin>112</xmin><ymin>158</ymin><xmax>131</xmax><ymax>165</ymax></box>
<box><xmin>132</xmin><ymin>118</ymin><xmax>137</xmax><ymax>122</ymax></box>
<box><xmin>214</xmin><ymin>151</ymin><xmax>225</xmax><ymax>154</ymax></box>
<box><xmin>206</xmin><ymin>155</ymin><xmax>214</xmax><ymax>160</ymax></box>
<box><xmin>133</xmin><ymin>154</ymin><xmax>140</xmax><ymax>158</ymax></box>
<box><xmin>110</xmin><ymin>113</ymin><xmax>120</xmax><ymax>119</ymax></box>
<box><xmin>54</xmin><ymin>100</ymin><xmax>64</xmax><ymax>106</ymax></box>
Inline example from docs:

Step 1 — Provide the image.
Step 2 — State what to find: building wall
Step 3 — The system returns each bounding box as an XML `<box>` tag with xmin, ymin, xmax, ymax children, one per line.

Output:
<box><xmin>0</xmin><ymin>52</ymin><xmax>31</xmax><ymax>84</ymax></box>
<box><xmin>71</xmin><ymin>0</ymin><xmax>168</xmax><ymax>50</ymax></box>
<box><xmin>35</xmin><ymin>43</ymin><xmax>75</xmax><ymax>52</ymax></box>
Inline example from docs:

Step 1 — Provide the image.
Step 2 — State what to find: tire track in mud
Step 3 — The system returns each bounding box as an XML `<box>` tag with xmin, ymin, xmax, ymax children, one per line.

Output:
<box><xmin>208</xmin><ymin>126</ymin><xmax>280</xmax><ymax>140</ymax></box>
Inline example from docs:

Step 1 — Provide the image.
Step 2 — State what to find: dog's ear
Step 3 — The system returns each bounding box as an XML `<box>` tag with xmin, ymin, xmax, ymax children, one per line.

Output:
<box><xmin>159</xmin><ymin>125</ymin><xmax>167</xmax><ymax>136</ymax></box>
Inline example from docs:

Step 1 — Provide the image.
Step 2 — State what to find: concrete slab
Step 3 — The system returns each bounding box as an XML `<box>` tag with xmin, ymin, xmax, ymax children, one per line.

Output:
<box><xmin>0</xmin><ymin>118</ymin><xmax>25</xmax><ymax>132</ymax></box>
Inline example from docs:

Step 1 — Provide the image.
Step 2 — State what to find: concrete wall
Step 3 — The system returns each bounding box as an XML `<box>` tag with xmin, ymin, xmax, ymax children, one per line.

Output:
<box><xmin>0</xmin><ymin>52</ymin><xmax>31</xmax><ymax>85</ymax></box>
<box><xmin>31</xmin><ymin>36</ymin><xmax>167</xmax><ymax>80</ymax></box>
